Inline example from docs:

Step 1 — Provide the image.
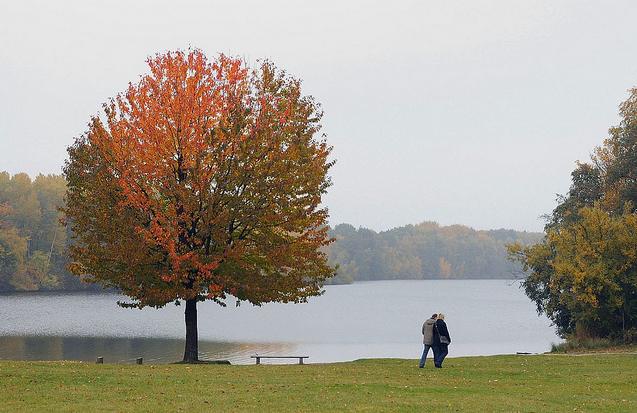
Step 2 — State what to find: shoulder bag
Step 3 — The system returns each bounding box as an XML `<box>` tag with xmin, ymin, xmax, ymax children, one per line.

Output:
<box><xmin>435</xmin><ymin>323</ymin><xmax>450</xmax><ymax>345</ymax></box>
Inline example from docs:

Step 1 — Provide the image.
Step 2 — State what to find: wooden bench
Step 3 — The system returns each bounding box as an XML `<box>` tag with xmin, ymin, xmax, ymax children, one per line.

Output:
<box><xmin>251</xmin><ymin>355</ymin><xmax>309</xmax><ymax>365</ymax></box>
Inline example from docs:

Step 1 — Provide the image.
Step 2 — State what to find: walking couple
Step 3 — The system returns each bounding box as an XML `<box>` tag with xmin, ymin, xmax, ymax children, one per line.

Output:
<box><xmin>419</xmin><ymin>313</ymin><xmax>451</xmax><ymax>368</ymax></box>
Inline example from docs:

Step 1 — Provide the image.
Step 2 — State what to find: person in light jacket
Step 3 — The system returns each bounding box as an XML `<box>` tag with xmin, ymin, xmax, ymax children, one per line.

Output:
<box><xmin>432</xmin><ymin>313</ymin><xmax>451</xmax><ymax>368</ymax></box>
<box><xmin>419</xmin><ymin>313</ymin><xmax>438</xmax><ymax>368</ymax></box>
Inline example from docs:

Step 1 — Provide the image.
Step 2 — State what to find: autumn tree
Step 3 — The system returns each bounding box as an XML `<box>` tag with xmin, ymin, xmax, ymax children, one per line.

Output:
<box><xmin>509</xmin><ymin>206</ymin><xmax>637</xmax><ymax>338</ymax></box>
<box><xmin>509</xmin><ymin>87</ymin><xmax>637</xmax><ymax>342</ymax></box>
<box><xmin>63</xmin><ymin>50</ymin><xmax>335</xmax><ymax>362</ymax></box>
<box><xmin>0</xmin><ymin>203</ymin><xmax>23</xmax><ymax>291</ymax></box>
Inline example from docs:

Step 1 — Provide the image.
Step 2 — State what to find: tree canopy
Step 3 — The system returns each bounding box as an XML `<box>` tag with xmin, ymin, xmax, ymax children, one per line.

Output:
<box><xmin>509</xmin><ymin>87</ymin><xmax>637</xmax><ymax>342</ymax></box>
<box><xmin>64</xmin><ymin>50</ymin><xmax>335</xmax><ymax>362</ymax></box>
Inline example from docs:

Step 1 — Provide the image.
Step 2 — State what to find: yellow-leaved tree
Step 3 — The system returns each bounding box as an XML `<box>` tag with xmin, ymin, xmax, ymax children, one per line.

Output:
<box><xmin>509</xmin><ymin>88</ymin><xmax>637</xmax><ymax>342</ymax></box>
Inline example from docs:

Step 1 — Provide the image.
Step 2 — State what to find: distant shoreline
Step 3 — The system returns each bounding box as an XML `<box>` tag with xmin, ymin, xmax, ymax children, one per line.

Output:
<box><xmin>0</xmin><ymin>278</ymin><xmax>525</xmax><ymax>295</ymax></box>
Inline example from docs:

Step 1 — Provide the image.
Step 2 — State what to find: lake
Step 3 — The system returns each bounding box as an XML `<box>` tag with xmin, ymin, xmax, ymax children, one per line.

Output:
<box><xmin>0</xmin><ymin>280</ymin><xmax>561</xmax><ymax>364</ymax></box>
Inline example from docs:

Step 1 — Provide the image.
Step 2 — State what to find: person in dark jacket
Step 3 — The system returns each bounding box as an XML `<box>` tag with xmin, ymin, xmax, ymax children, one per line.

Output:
<box><xmin>419</xmin><ymin>313</ymin><xmax>438</xmax><ymax>368</ymax></box>
<box><xmin>432</xmin><ymin>313</ymin><xmax>451</xmax><ymax>368</ymax></box>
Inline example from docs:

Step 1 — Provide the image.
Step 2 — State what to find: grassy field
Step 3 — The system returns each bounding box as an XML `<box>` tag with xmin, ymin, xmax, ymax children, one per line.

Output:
<box><xmin>1</xmin><ymin>354</ymin><xmax>636</xmax><ymax>412</ymax></box>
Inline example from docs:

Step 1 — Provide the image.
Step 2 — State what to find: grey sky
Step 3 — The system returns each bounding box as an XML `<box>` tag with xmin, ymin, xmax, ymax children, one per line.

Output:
<box><xmin>1</xmin><ymin>0</ymin><xmax>636</xmax><ymax>232</ymax></box>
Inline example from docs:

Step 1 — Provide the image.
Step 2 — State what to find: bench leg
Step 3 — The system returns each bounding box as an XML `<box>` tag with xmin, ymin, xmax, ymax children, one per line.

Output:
<box><xmin>256</xmin><ymin>357</ymin><xmax>260</xmax><ymax>365</ymax></box>
<box><xmin>299</xmin><ymin>357</ymin><xmax>303</xmax><ymax>365</ymax></box>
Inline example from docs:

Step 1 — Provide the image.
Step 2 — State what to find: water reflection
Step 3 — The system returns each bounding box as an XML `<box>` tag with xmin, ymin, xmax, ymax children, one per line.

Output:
<box><xmin>0</xmin><ymin>280</ymin><xmax>562</xmax><ymax>363</ymax></box>
<box><xmin>0</xmin><ymin>336</ymin><xmax>295</xmax><ymax>364</ymax></box>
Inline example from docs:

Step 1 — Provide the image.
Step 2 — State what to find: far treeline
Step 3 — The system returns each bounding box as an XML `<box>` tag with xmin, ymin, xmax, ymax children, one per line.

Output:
<box><xmin>0</xmin><ymin>172</ymin><xmax>89</xmax><ymax>292</ymax></box>
<box><xmin>327</xmin><ymin>223</ymin><xmax>541</xmax><ymax>284</ymax></box>
<box><xmin>0</xmin><ymin>171</ymin><xmax>539</xmax><ymax>292</ymax></box>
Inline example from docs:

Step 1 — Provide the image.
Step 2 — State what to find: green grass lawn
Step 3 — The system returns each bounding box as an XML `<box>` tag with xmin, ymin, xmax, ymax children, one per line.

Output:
<box><xmin>1</xmin><ymin>354</ymin><xmax>636</xmax><ymax>412</ymax></box>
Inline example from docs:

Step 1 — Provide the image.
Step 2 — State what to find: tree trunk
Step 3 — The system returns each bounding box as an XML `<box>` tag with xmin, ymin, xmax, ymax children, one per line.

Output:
<box><xmin>183</xmin><ymin>298</ymin><xmax>199</xmax><ymax>363</ymax></box>
<box><xmin>622</xmin><ymin>307</ymin><xmax>626</xmax><ymax>333</ymax></box>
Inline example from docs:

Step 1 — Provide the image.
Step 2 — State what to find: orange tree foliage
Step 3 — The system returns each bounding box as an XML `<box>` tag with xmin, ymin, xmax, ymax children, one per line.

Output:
<box><xmin>64</xmin><ymin>50</ymin><xmax>334</xmax><ymax>313</ymax></box>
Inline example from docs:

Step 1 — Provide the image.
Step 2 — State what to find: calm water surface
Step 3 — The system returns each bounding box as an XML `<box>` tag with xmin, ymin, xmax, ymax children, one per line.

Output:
<box><xmin>0</xmin><ymin>280</ymin><xmax>561</xmax><ymax>364</ymax></box>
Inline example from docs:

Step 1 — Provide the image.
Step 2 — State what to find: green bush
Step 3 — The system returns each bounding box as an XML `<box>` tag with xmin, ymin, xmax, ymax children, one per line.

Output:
<box><xmin>551</xmin><ymin>337</ymin><xmax>620</xmax><ymax>353</ymax></box>
<box><xmin>623</xmin><ymin>327</ymin><xmax>637</xmax><ymax>344</ymax></box>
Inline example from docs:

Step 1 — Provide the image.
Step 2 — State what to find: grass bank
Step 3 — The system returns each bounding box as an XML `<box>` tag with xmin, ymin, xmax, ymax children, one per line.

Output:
<box><xmin>1</xmin><ymin>354</ymin><xmax>636</xmax><ymax>412</ymax></box>
<box><xmin>551</xmin><ymin>339</ymin><xmax>637</xmax><ymax>354</ymax></box>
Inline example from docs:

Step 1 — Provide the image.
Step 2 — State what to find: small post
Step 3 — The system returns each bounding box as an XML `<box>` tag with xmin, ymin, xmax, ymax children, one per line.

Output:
<box><xmin>96</xmin><ymin>357</ymin><xmax>103</xmax><ymax>364</ymax></box>
<box><xmin>136</xmin><ymin>357</ymin><xmax>143</xmax><ymax>365</ymax></box>
<box><xmin>299</xmin><ymin>357</ymin><xmax>304</xmax><ymax>365</ymax></box>
<box><xmin>256</xmin><ymin>357</ymin><xmax>260</xmax><ymax>365</ymax></box>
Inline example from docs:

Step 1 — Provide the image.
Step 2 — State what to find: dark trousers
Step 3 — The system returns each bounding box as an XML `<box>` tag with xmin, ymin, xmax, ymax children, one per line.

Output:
<box><xmin>433</xmin><ymin>344</ymin><xmax>449</xmax><ymax>367</ymax></box>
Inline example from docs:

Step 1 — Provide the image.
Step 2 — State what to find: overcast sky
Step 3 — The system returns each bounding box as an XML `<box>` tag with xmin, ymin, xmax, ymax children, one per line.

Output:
<box><xmin>1</xmin><ymin>1</ymin><xmax>636</xmax><ymax>232</ymax></box>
